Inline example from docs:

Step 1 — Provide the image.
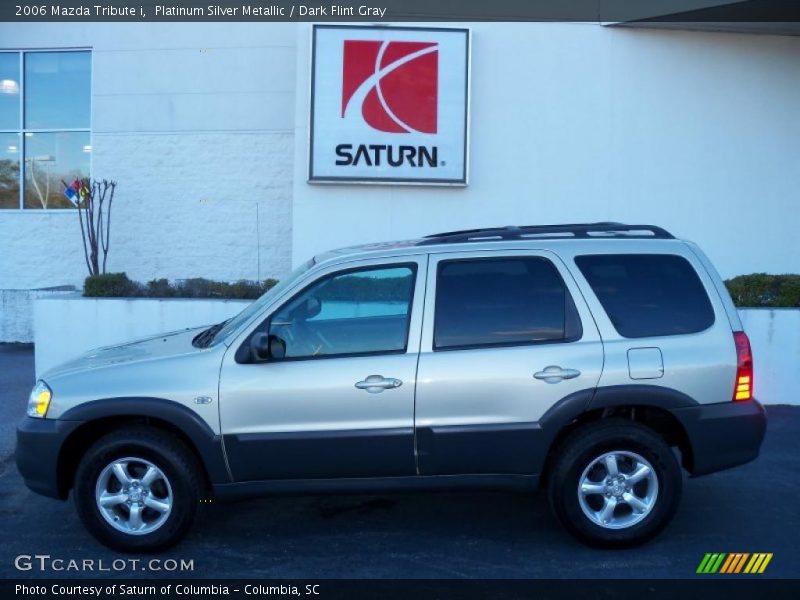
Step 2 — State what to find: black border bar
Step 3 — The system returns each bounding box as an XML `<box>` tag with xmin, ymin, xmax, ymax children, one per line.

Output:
<box><xmin>4</xmin><ymin>579</ymin><xmax>800</xmax><ymax>600</ymax></box>
<box><xmin>2</xmin><ymin>0</ymin><xmax>800</xmax><ymax>23</ymax></box>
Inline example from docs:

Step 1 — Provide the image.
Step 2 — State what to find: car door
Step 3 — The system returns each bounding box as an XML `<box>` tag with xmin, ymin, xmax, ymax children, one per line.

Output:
<box><xmin>219</xmin><ymin>256</ymin><xmax>426</xmax><ymax>482</ymax></box>
<box><xmin>415</xmin><ymin>249</ymin><xmax>604</xmax><ymax>475</ymax></box>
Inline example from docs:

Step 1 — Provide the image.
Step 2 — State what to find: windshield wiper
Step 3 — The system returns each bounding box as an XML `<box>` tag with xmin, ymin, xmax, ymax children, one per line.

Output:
<box><xmin>192</xmin><ymin>319</ymin><xmax>230</xmax><ymax>348</ymax></box>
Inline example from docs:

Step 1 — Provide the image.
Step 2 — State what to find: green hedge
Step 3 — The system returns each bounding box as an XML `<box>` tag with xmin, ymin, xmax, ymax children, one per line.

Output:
<box><xmin>725</xmin><ymin>274</ymin><xmax>800</xmax><ymax>308</ymax></box>
<box><xmin>84</xmin><ymin>272</ymin><xmax>800</xmax><ymax>307</ymax></box>
<box><xmin>83</xmin><ymin>273</ymin><xmax>139</xmax><ymax>297</ymax></box>
<box><xmin>84</xmin><ymin>273</ymin><xmax>278</xmax><ymax>299</ymax></box>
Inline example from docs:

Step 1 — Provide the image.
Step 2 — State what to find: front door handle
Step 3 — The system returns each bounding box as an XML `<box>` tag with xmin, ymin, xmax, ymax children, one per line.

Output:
<box><xmin>355</xmin><ymin>375</ymin><xmax>403</xmax><ymax>394</ymax></box>
<box><xmin>533</xmin><ymin>366</ymin><xmax>581</xmax><ymax>384</ymax></box>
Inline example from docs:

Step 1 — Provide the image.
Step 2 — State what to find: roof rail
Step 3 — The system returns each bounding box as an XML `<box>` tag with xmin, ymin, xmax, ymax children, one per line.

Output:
<box><xmin>419</xmin><ymin>223</ymin><xmax>674</xmax><ymax>244</ymax></box>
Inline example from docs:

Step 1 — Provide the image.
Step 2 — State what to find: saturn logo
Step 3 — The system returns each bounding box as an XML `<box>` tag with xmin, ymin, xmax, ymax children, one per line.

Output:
<box><xmin>341</xmin><ymin>40</ymin><xmax>438</xmax><ymax>134</ymax></box>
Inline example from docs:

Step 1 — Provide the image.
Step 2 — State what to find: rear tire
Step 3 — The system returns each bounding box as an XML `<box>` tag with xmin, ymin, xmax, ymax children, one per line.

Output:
<box><xmin>547</xmin><ymin>419</ymin><xmax>682</xmax><ymax>548</ymax></box>
<box><xmin>74</xmin><ymin>426</ymin><xmax>202</xmax><ymax>552</ymax></box>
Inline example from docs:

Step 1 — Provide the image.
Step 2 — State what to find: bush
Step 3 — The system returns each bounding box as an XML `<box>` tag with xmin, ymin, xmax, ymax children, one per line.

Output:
<box><xmin>170</xmin><ymin>278</ymin><xmax>279</xmax><ymax>299</ymax></box>
<box><xmin>725</xmin><ymin>273</ymin><xmax>800</xmax><ymax>308</ymax></box>
<box><xmin>83</xmin><ymin>273</ymin><xmax>140</xmax><ymax>297</ymax></box>
<box><xmin>145</xmin><ymin>278</ymin><xmax>174</xmax><ymax>297</ymax></box>
<box><xmin>84</xmin><ymin>274</ymin><xmax>278</xmax><ymax>300</ymax></box>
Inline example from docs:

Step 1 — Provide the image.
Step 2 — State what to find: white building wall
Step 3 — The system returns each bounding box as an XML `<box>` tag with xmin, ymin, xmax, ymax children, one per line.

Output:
<box><xmin>292</xmin><ymin>23</ymin><xmax>800</xmax><ymax>278</ymax></box>
<box><xmin>0</xmin><ymin>23</ymin><xmax>297</xmax><ymax>290</ymax></box>
<box><xmin>3</xmin><ymin>22</ymin><xmax>797</xmax><ymax>288</ymax></box>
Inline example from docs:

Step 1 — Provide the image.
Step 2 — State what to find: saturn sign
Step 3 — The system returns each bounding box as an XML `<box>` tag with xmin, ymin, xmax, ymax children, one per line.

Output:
<box><xmin>308</xmin><ymin>25</ymin><xmax>470</xmax><ymax>185</ymax></box>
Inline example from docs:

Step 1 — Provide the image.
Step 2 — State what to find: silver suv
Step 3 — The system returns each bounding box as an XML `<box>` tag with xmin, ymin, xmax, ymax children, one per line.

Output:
<box><xmin>17</xmin><ymin>223</ymin><xmax>766</xmax><ymax>552</ymax></box>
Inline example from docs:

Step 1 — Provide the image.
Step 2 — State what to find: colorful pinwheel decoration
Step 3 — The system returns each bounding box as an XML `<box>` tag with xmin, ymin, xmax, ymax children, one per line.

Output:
<box><xmin>62</xmin><ymin>178</ymin><xmax>90</xmax><ymax>207</ymax></box>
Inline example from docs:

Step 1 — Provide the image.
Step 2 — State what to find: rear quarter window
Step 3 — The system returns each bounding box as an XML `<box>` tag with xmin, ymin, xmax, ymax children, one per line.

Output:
<box><xmin>575</xmin><ymin>254</ymin><xmax>715</xmax><ymax>338</ymax></box>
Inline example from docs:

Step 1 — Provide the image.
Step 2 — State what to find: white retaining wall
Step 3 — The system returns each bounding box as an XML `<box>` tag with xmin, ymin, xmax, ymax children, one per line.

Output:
<box><xmin>0</xmin><ymin>288</ymin><xmax>76</xmax><ymax>343</ymax></box>
<box><xmin>739</xmin><ymin>309</ymin><xmax>800</xmax><ymax>408</ymax></box>
<box><xmin>33</xmin><ymin>295</ymin><xmax>249</xmax><ymax>377</ymax></box>
<box><xmin>32</xmin><ymin>297</ymin><xmax>799</xmax><ymax>405</ymax></box>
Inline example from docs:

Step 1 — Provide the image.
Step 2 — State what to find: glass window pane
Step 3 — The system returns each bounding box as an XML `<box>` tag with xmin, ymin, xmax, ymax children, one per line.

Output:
<box><xmin>269</xmin><ymin>266</ymin><xmax>416</xmax><ymax>359</ymax></box>
<box><xmin>0</xmin><ymin>53</ymin><xmax>20</xmax><ymax>130</ymax></box>
<box><xmin>23</xmin><ymin>131</ymin><xmax>90</xmax><ymax>209</ymax></box>
<box><xmin>575</xmin><ymin>254</ymin><xmax>715</xmax><ymax>338</ymax></box>
<box><xmin>0</xmin><ymin>132</ymin><xmax>21</xmax><ymax>209</ymax></box>
<box><xmin>24</xmin><ymin>51</ymin><xmax>90</xmax><ymax>129</ymax></box>
<box><xmin>434</xmin><ymin>257</ymin><xmax>582</xmax><ymax>350</ymax></box>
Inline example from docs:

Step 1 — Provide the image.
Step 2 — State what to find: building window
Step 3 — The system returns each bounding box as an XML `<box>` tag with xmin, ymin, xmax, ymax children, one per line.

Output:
<box><xmin>0</xmin><ymin>50</ymin><xmax>90</xmax><ymax>210</ymax></box>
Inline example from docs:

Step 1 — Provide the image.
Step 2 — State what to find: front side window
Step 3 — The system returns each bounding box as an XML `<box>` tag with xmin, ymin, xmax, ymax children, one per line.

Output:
<box><xmin>268</xmin><ymin>265</ymin><xmax>416</xmax><ymax>359</ymax></box>
<box><xmin>434</xmin><ymin>257</ymin><xmax>582</xmax><ymax>350</ymax></box>
<box><xmin>575</xmin><ymin>254</ymin><xmax>715</xmax><ymax>338</ymax></box>
<box><xmin>0</xmin><ymin>50</ymin><xmax>90</xmax><ymax>210</ymax></box>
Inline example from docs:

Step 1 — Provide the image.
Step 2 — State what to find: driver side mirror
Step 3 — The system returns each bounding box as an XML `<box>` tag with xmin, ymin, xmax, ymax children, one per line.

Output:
<box><xmin>250</xmin><ymin>333</ymin><xmax>286</xmax><ymax>362</ymax></box>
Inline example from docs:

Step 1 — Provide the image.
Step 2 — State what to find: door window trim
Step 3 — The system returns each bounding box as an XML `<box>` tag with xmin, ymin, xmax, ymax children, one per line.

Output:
<box><xmin>431</xmin><ymin>255</ymin><xmax>584</xmax><ymax>352</ymax></box>
<box><xmin>235</xmin><ymin>262</ymin><xmax>419</xmax><ymax>364</ymax></box>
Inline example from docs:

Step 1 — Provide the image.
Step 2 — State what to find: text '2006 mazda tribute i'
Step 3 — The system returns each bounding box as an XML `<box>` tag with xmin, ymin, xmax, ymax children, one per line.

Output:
<box><xmin>17</xmin><ymin>223</ymin><xmax>766</xmax><ymax>552</ymax></box>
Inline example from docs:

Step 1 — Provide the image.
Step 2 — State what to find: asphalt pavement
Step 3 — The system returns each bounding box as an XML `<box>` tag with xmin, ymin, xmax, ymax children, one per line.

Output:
<box><xmin>1</xmin><ymin>344</ymin><xmax>798</xmax><ymax>579</ymax></box>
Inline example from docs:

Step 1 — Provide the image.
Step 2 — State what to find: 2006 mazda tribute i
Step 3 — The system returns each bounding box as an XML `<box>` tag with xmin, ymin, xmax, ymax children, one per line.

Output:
<box><xmin>17</xmin><ymin>223</ymin><xmax>766</xmax><ymax>552</ymax></box>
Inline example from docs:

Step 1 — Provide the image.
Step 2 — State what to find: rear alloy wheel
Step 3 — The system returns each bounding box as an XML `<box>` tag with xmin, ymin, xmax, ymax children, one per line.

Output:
<box><xmin>577</xmin><ymin>450</ymin><xmax>659</xmax><ymax>530</ymax></box>
<box><xmin>74</xmin><ymin>427</ymin><xmax>201</xmax><ymax>552</ymax></box>
<box><xmin>548</xmin><ymin>419</ymin><xmax>682</xmax><ymax>547</ymax></box>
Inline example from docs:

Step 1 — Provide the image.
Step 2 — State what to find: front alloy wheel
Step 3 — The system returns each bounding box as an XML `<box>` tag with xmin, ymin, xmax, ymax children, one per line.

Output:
<box><xmin>75</xmin><ymin>427</ymin><xmax>201</xmax><ymax>552</ymax></box>
<box><xmin>95</xmin><ymin>457</ymin><xmax>173</xmax><ymax>535</ymax></box>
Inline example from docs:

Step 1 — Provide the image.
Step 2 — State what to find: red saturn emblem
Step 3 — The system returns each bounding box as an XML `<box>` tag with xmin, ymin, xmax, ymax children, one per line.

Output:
<box><xmin>341</xmin><ymin>40</ymin><xmax>438</xmax><ymax>134</ymax></box>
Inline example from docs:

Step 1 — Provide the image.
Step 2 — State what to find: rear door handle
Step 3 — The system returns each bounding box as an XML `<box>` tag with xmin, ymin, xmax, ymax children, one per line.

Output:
<box><xmin>355</xmin><ymin>375</ymin><xmax>403</xmax><ymax>394</ymax></box>
<box><xmin>533</xmin><ymin>366</ymin><xmax>581</xmax><ymax>384</ymax></box>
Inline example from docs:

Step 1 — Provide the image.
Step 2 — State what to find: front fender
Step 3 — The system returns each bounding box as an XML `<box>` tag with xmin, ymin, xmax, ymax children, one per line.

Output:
<box><xmin>60</xmin><ymin>397</ymin><xmax>231</xmax><ymax>484</ymax></box>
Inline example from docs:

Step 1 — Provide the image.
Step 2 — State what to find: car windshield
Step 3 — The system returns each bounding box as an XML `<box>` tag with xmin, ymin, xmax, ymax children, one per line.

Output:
<box><xmin>204</xmin><ymin>259</ymin><xmax>315</xmax><ymax>348</ymax></box>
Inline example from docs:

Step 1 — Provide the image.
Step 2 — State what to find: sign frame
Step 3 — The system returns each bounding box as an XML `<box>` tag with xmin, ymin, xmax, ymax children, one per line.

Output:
<box><xmin>308</xmin><ymin>24</ymin><xmax>471</xmax><ymax>186</ymax></box>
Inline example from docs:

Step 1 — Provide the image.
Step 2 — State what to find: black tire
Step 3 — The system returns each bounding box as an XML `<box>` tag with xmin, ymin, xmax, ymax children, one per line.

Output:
<box><xmin>74</xmin><ymin>426</ymin><xmax>202</xmax><ymax>553</ymax></box>
<box><xmin>547</xmin><ymin>419</ymin><xmax>682</xmax><ymax>548</ymax></box>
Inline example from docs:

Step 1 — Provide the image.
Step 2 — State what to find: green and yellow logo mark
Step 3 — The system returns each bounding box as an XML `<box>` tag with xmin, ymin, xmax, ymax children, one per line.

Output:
<box><xmin>697</xmin><ymin>553</ymin><xmax>773</xmax><ymax>574</ymax></box>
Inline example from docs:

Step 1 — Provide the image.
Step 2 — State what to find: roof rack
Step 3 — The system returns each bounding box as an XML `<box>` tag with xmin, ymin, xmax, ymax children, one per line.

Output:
<box><xmin>419</xmin><ymin>222</ymin><xmax>674</xmax><ymax>245</ymax></box>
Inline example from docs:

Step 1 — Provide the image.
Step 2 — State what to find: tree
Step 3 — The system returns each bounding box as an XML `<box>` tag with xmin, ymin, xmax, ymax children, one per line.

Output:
<box><xmin>63</xmin><ymin>178</ymin><xmax>118</xmax><ymax>276</ymax></box>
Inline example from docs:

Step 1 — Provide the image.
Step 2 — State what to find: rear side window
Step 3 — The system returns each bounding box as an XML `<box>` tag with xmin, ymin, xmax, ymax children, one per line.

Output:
<box><xmin>434</xmin><ymin>257</ymin><xmax>582</xmax><ymax>350</ymax></box>
<box><xmin>575</xmin><ymin>254</ymin><xmax>715</xmax><ymax>338</ymax></box>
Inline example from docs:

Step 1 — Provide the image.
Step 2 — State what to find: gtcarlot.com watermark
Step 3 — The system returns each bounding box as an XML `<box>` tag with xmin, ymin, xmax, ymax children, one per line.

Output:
<box><xmin>14</xmin><ymin>554</ymin><xmax>194</xmax><ymax>573</ymax></box>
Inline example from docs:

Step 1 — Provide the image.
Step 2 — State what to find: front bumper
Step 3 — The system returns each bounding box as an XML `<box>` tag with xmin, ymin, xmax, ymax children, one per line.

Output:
<box><xmin>16</xmin><ymin>417</ymin><xmax>82</xmax><ymax>500</ymax></box>
<box><xmin>673</xmin><ymin>399</ymin><xmax>767</xmax><ymax>476</ymax></box>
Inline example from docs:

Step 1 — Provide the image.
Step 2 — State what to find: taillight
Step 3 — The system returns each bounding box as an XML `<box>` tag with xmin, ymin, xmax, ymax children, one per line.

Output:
<box><xmin>733</xmin><ymin>331</ymin><xmax>753</xmax><ymax>401</ymax></box>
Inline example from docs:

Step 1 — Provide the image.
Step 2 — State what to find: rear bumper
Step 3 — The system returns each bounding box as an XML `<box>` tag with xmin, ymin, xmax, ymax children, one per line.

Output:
<box><xmin>16</xmin><ymin>417</ymin><xmax>82</xmax><ymax>500</ymax></box>
<box><xmin>673</xmin><ymin>399</ymin><xmax>766</xmax><ymax>476</ymax></box>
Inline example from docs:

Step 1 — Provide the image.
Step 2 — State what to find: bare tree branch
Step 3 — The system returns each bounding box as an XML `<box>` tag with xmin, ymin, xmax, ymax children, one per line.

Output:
<box><xmin>70</xmin><ymin>179</ymin><xmax>119</xmax><ymax>277</ymax></box>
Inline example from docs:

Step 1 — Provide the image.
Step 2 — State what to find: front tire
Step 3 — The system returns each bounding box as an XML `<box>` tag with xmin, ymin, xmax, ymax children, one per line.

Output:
<box><xmin>547</xmin><ymin>419</ymin><xmax>682</xmax><ymax>548</ymax></box>
<box><xmin>74</xmin><ymin>426</ymin><xmax>202</xmax><ymax>552</ymax></box>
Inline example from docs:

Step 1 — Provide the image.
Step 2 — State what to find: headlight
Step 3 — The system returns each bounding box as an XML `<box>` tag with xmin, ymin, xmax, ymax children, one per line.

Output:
<box><xmin>27</xmin><ymin>380</ymin><xmax>52</xmax><ymax>418</ymax></box>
